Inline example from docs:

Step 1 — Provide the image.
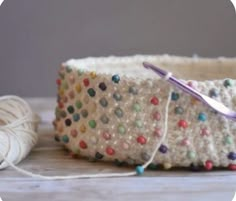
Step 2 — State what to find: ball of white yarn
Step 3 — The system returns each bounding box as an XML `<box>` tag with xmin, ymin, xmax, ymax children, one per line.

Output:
<box><xmin>0</xmin><ymin>96</ymin><xmax>39</xmax><ymax>169</ymax></box>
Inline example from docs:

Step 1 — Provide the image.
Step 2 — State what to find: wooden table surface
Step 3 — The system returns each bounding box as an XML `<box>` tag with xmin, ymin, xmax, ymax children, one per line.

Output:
<box><xmin>0</xmin><ymin>98</ymin><xmax>235</xmax><ymax>201</ymax></box>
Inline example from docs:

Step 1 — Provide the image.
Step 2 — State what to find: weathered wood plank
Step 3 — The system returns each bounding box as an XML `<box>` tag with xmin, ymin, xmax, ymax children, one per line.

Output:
<box><xmin>0</xmin><ymin>98</ymin><xmax>235</xmax><ymax>201</ymax></box>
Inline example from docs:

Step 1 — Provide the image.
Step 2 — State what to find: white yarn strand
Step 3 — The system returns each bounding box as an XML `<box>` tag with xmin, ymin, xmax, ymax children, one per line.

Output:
<box><xmin>142</xmin><ymin>89</ymin><xmax>172</xmax><ymax>169</ymax></box>
<box><xmin>0</xmin><ymin>91</ymin><xmax>172</xmax><ymax>180</ymax></box>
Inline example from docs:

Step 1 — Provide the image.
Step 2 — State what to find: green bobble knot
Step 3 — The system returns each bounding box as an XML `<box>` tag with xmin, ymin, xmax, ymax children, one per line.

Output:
<box><xmin>87</xmin><ymin>88</ymin><xmax>96</xmax><ymax>97</ymax></box>
<box><xmin>88</xmin><ymin>120</ymin><xmax>96</xmax><ymax>128</ymax></box>
<box><xmin>118</xmin><ymin>124</ymin><xmax>126</xmax><ymax>134</ymax></box>
<box><xmin>133</xmin><ymin>103</ymin><xmax>141</xmax><ymax>112</ymax></box>
<box><xmin>135</xmin><ymin>119</ymin><xmax>143</xmax><ymax>128</ymax></box>
<box><xmin>187</xmin><ymin>151</ymin><xmax>196</xmax><ymax>160</ymax></box>
<box><xmin>75</xmin><ymin>100</ymin><xmax>83</xmax><ymax>109</ymax></box>
<box><xmin>224</xmin><ymin>135</ymin><xmax>233</xmax><ymax>145</ymax></box>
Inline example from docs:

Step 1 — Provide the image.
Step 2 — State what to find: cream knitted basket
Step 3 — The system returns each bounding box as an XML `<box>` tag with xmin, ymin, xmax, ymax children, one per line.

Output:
<box><xmin>53</xmin><ymin>55</ymin><xmax>236</xmax><ymax>170</ymax></box>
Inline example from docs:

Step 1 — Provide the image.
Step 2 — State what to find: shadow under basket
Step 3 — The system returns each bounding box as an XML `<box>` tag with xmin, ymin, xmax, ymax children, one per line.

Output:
<box><xmin>53</xmin><ymin>55</ymin><xmax>236</xmax><ymax>171</ymax></box>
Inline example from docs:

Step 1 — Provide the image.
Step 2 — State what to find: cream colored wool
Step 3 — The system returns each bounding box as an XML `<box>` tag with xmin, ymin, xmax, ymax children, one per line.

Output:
<box><xmin>54</xmin><ymin>55</ymin><xmax>236</xmax><ymax>168</ymax></box>
<box><xmin>0</xmin><ymin>96</ymin><xmax>39</xmax><ymax>169</ymax></box>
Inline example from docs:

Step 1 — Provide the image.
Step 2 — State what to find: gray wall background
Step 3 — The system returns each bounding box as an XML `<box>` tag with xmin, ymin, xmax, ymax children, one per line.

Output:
<box><xmin>0</xmin><ymin>0</ymin><xmax>236</xmax><ymax>97</ymax></box>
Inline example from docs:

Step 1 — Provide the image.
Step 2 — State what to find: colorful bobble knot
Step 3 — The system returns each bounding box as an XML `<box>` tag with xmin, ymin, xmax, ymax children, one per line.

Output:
<box><xmin>106</xmin><ymin>147</ymin><xmax>115</xmax><ymax>155</ymax></box>
<box><xmin>75</xmin><ymin>84</ymin><xmax>82</xmax><ymax>93</ymax></box>
<box><xmin>67</xmin><ymin>105</ymin><xmax>74</xmax><ymax>114</ymax></box>
<box><xmin>228</xmin><ymin>152</ymin><xmax>236</xmax><ymax>160</ymax></box>
<box><xmin>70</xmin><ymin>129</ymin><xmax>78</xmax><ymax>137</ymax></box>
<box><xmin>174</xmin><ymin>106</ymin><xmax>184</xmax><ymax>115</ymax></box>
<box><xmin>187</xmin><ymin>151</ymin><xmax>196</xmax><ymax>160</ymax></box>
<box><xmin>204</xmin><ymin>160</ymin><xmax>213</xmax><ymax>170</ymax></box>
<box><xmin>95</xmin><ymin>152</ymin><xmax>104</xmax><ymax>160</ymax></box>
<box><xmin>60</xmin><ymin>111</ymin><xmax>67</xmax><ymax>118</ymax></box>
<box><xmin>62</xmin><ymin>81</ymin><xmax>68</xmax><ymax>90</ymax></box>
<box><xmin>103</xmin><ymin>131</ymin><xmax>111</xmax><ymax>140</ymax></box>
<box><xmin>171</xmin><ymin>92</ymin><xmax>180</xmax><ymax>101</ymax></box>
<box><xmin>178</xmin><ymin>120</ymin><xmax>188</xmax><ymax>128</ymax></box>
<box><xmin>54</xmin><ymin>135</ymin><xmax>60</xmax><ymax>142</ymax></box>
<box><xmin>113</xmin><ymin>92</ymin><xmax>122</xmax><ymax>101</ymax></box>
<box><xmin>198</xmin><ymin>112</ymin><xmax>207</xmax><ymax>122</ymax></box>
<box><xmin>228</xmin><ymin>164</ymin><xmax>236</xmax><ymax>171</ymax></box>
<box><xmin>133</xmin><ymin>103</ymin><xmax>141</xmax><ymax>112</ymax></box>
<box><xmin>90</xmin><ymin>71</ymin><xmax>96</xmax><ymax>79</ymax></box>
<box><xmin>209</xmin><ymin>88</ymin><xmax>218</xmax><ymax>98</ymax></box>
<box><xmin>80</xmin><ymin>124</ymin><xmax>86</xmax><ymax>133</ymax></box>
<box><xmin>77</xmin><ymin>69</ymin><xmax>84</xmax><ymax>76</ymax></box>
<box><xmin>190</xmin><ymin>163</ymin><xmax>200</xmax><ymax>172</ymax></box>
<box><xmin>118</xmin><ymin>124</ymin><xmax>126</xmax><ymax>134</ymax></box>
<box><xmin>112</xmin><ymin>74</ymin><xmax>120</xmax><ymax>83</ymax></box>
<box><xmin>75</xmin><ymin>100</ymin><xmax>83</xmax><ymax>109</ymax></box>
<box><xmin>137</xmin><ymin>136</ymin><xmax>147</xmax><ymax>145</ymax></box>
<box><xmin>163</xmin><ymin>163</ymin><xmax>172</xmax><ymax>170</ymax></box>
<box><xmin>147</xmin><ymin>163</ymin><xmax>158</xmax><ymax>170</ymax></box>
<box><xmin>135</xmin><ymin>119</ymin><xmax>143</xmax><ymax>128</ymax></box>
<box><xmin>201</xmin><ymin>127</ymin><xmax>210</xmax><ymax>136</ymax></box>
<box><xmin>65</xmin><ymin>118</ymin><xmax>72</xmax><ymax>126</ymax></box>
<box><xmin>152</xmin><ymin>111</ymin><xmax>161</xmax><ymax>121</ymax></box>
<box><xmin>99</xmin><ymin>97</ymin><xmax>108</xmax><ymax>107</ymax></box>
<box><xmin>79</xmin><ymin>140</ymin><xmax>87</xmax><ymax>149</ymax></box>
<box><xmin>129</xmin><ymin>86</ymin><xmax>138</xmax><ymax>95</ymax></box>
<box><xmin>69</xmin><ymin>90</ymin><xmax>75</xmax><ymax>99</ymax></box>
<box><xmin>90</xmin><ymin>136</ymin><xmax>98</xmax><ymax>145</ymax></box>
<box><xmin>73</xmin><ymin>113</ymin><xmax>80</xmax><ymax>122</ymax></box>
<box><xmin>100</xmin><ymin>114</ymin><xmax>109</xmax><ymax>124</ymax></box>
<box><xmin>88</xmin><ymin>120</ymin><xmax>97</xmax><ymax>129</ymax></box>
<box><xmin>62</xmin><ymin>135</ymin><xmax>69</xmax><ymax>143</ymax></box>
<box><xmin>66</xmin><ymin>66</ymin><xmax>72</xmax><ymax>73</ymax></box>
<box><xmin>136</xmin><ymin>165</ymin><xmax>144</xmax><ymax>175</ymax></box>
<box><xmin>81</xmin><ymin>109</ymin><xmax>88</xmax><ymax>118</ymax></box>
<box><xmin>150</xmin><ymin>96</ymin><xmax>159</xmax><ymax>105</ymax></box>
<box><xmin>224</xmin><ymin>136</ymin><xmax>233</xmax><ymax>145</ymax></box>
<box><xmin>87</xmin><ymin>88</ymin><xmax>96</xmax><ymax>97</ymax></box>
<box><xmin>56</xmin><ymin>79</ymin><xmax>61</xmax><ymax>86</ymax></box>
<box><xmin>159</xmin><ymin>144</ymin><xmax>168</xmax><ymax>153</ymax></box>
<box><xmin>83</xmin><ymin>78</ymin><xmax>90</xmax><ymax>87</ymax></box>
<box><xmin>224</xmin><ymin>79</ymin><xmax>233</xmax><ymax>88</ymax></box>
<box><xmin>141</xmin><ymin>152</ymin><xmax>150</xmax><ymax>161</ymax></box>
<box><xmin>99</xmin><ymin>82</ymin><xmax>107</xmax><ymax>91</ymax></box>
<box><xmin>114</xmin><ymin>107</ymin><xmax>124</xmax><ymax>118</ymax></box>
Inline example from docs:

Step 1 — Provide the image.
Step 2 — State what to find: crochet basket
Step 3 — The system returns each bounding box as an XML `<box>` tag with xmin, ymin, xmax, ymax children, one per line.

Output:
<box><xmin>53</xmin><ymin>55</ymin><xmax>236</xmax><ymax>170</ymax></box>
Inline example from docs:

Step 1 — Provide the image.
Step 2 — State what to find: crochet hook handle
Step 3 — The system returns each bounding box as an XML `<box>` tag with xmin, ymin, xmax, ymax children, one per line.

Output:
<box><xmin>143</xmin><ymin>62</ymin><xmax>202</xmax><ymax>100</ymax></box>
<box><xmin>143</xmin><ymin>62</ymin><xmax>236</xmax><ymax>121</ymax></box>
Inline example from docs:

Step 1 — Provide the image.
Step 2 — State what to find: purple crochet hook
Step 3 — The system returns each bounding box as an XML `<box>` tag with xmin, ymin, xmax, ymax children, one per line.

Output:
<box><xmin>143</xmin><ymin>62</ymin><xmax>236</xmax><ymax>121</ymax></box>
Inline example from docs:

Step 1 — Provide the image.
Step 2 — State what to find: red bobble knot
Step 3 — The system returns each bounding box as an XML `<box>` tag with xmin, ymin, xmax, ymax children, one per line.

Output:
<box><xmin>204</xmin><ymin>160</ymin><xmax>213</xmax><ymax>171</ymax></box>
<box><xmin>228</xmin><ymin>164</ymin><xmax>236</xmax><ymax>171</ymax></box>
<box><xmin>56</xmin><ymin>79</ymin><xmax>61</xmax><ymax>86</ymax></box>
<box><xmin>150</xmin><ymin>96</ymin><xmax>159</xmax><ymax>105</ymax></box>
<box><xmin>137</xmin><ymin>135</ymin><xmax>147</xmax><ymax>145</ymax></box>
<box><xmin>178</xmin><ymin>120</ymin><xmax>188</xmax><ymax>129</ymax></box>
<box><xmin>83</xmin><ymin>78</ymin><xmax>90</xmax><ymax>87</ymax></box>
<box><xmin>106</xmin><ymin>147</ymin><xmax>115</xmax><ymax>155</ymax></box>
<box><xmin>153</xmin><ymin>127</ymin><xmax>162</xmax><ymax>137</ymax></box>
<box><xmin>181</xmin><ymin>138</ymin><xmax>190</xmax><ymax>146</ymax></box>
<box><xmin>152</xmin><ymin>111</ymin><xmax>161</xmax><ymax>121</ymax></box>
<box><xmin>79</xmin><ymin>140</ymin><xmax>87</xmax><ymax>149</ymax></box>
<box><xmin>201</xmin><ymin>127</ymin><xmax>210</xmax><ymax>136</ymax></box>
<box><xmin>102</xmin><ymin>131</ymin><xmax>111</xmax><ymax>140</ymax></box>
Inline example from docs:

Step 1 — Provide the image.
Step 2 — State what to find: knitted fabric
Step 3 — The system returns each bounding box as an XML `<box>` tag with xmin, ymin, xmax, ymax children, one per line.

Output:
<box><xmin>53</xmin><ymin>55</ymin><xmax>236</xmax><ymax>168</ymax></box>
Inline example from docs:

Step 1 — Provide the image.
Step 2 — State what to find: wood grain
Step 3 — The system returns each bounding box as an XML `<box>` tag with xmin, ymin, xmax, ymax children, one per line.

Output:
<box><xmin>0</xmin><ymin>98</ymin><xmax>235</xmax><ymax>201</ymax></box>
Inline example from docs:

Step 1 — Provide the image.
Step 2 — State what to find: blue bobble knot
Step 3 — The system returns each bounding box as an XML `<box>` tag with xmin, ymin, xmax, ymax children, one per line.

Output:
<box><xmin>136</xmin><ymin>165</ymin><xmax>144</xmax><ymax>175</ymax></box>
